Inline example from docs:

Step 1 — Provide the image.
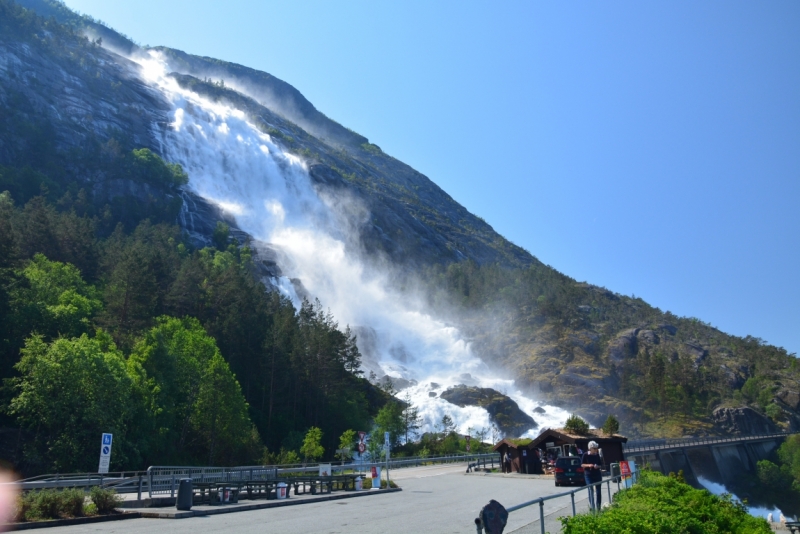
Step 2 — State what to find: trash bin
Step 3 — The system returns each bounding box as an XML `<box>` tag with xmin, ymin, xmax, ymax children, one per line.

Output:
<box><xmin>276</xmin><ymin>482</ymin><xmax>288</xmax><ymax>499</ymax></box>
<box><xmin>355</xmin><ymin>477</ymin><xmax>363</xmax><ymax>491</ymax></box>
<box><xmin>176</xmin><ymin>478</ymin><xmax>193</xmax><ymax>511</ymax></box>
<box><xmin>610</xmin><ymin>463</ymin><xmax>621</xmax><ymax>479</ymax></box>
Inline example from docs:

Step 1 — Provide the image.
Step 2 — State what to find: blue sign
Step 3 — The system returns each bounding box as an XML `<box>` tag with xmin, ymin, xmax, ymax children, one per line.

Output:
<box><xmin>102</xmin><ymin>433</ymin><xmax>112</xmax><ymax>446</ymax></box>
<box><xmin>102</xmin><ymin>446</ymin><xmax>110</xmax><ymax>455</ymax></box>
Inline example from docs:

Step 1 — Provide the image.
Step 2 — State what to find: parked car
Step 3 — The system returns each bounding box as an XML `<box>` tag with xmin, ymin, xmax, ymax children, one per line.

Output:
<box><xmin>554</xmin><ymin>457</ymin><xmax>585</xmax><ymax>487</ymax></box>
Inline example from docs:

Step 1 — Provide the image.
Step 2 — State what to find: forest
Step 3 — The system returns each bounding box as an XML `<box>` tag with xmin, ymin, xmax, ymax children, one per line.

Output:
<box><xmin>0</xmin><ymin>155</ymin><xmax>388</xmax><ymax>474</ymax></box>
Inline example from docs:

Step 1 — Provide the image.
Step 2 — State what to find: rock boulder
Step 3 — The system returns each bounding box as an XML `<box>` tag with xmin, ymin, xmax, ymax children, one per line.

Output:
<box><xmin>440</xmin><ymin>385</ymin><xmax>536</xmax><ymax>435</ymax></box>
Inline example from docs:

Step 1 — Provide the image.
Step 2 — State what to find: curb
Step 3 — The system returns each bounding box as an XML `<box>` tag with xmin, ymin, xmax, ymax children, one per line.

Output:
<box><xmin>141</xmin><ymin>487</ymin><xmax>402</xmax><ymax>519</ymax></box>
<box><xmin>3</xmin><ymin>512</ymin><xmax>142</xmax><ymax>531</ymax></box>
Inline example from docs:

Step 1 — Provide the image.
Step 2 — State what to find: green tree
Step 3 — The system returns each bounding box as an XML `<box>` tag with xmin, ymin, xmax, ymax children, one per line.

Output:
<box><xmin>212</xmin><ymin>221</ymin><xmax>230</xmax><ymax>250</ymax></box>
<box><xmin>11</xmin><ymin>254</ymin><xmax>102</xmax><ymax>340</ymax></box>
<box><xmin>129</xmin><ymin>148</ymin><xmax>188</xmax><ymax>188</ymax></box>
<box><xmin>9</xmin><ymin>332</ymin><xmax>137</xmax><ymax>472</ymax></box>
<box><xmin>129</xmin><ymin>316</ymin><xmax>260</xmax><ymax>465</ymax></box>
<box><xmin>601</xmin><ymin>414</ymin><xmax>620</xmax><ymax>436</ymax></box>
<box><xmin>336</xmin><ymin>429</ymin><xmax>356</xmax><ymax>461</ymax></box>
<box><xmin>401</xmin><ymin>392</ymin><xmax>422</xmax><ymax>444</ymax></box>
<box><xmin>564</xmin><ymin>414</ymin><xmax>589</xmax><ymax>435</ymax></box>
<box><xmin>374</xmin><ymin>402</ymin><xmax>404</xmax><ymax>447</ymax></box>
<box><xmin>300</xmin><ymin>426</ymin><xmax>324</xmax><ymax>463</ymax></box>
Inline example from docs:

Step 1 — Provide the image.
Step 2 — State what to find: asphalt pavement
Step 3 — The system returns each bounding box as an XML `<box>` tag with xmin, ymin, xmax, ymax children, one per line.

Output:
<box><xmin>45</xmin><ymin>463</ymin><xmax>609</xmax><ymax>533</ymax></box>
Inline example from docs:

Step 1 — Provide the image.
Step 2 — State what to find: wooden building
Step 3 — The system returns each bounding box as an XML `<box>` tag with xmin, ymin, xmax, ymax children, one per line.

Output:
<box><xmin>528</xmin><ymin>428</ymin><xmax>628</xmax><ymax>466</ymax></box>
<box><xmin>492</xmin><ymin>438</ymin><xmax>543</xmax><ymax>474</ymax></box>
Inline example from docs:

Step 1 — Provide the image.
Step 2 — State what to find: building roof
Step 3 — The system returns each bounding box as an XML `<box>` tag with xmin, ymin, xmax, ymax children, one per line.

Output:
<box><xmin>491</xmin><ymin>438</ymin><xmax>533</xmax><ymax>451</ymax></box>
<box><xmin>528</xmin><ymin>428</ymin><xmax>627</xmax><ymax>449</ymax></box>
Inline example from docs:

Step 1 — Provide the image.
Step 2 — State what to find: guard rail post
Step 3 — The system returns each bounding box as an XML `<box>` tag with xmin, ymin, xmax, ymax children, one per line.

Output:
<box><xmin>538</xmin><ymin>500</ymin><xmax>545</xmax><ymax>534</ymax></box>
<box><xmin>137</xmin><ymin>475</ymin><xmax>142</xmax><ymax>501</ymax></box>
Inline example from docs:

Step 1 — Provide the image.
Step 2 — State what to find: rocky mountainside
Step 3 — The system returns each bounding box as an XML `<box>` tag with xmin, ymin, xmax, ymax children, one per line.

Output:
<box><xmin>439</xmin><ymin>385</ymin><xmax>536</xmax><ymax>436</ymax></box>
<box><xmin>4</xmin><ymin>0</ymin><xmax>799</xmax><ymax>440</ymax></box>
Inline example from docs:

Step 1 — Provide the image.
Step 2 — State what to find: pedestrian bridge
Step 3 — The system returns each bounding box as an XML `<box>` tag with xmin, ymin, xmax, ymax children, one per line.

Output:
<box><xmin>623</xmin><ymin>431</ymin><xmax>795</xmax><ymax>488</ymax></box>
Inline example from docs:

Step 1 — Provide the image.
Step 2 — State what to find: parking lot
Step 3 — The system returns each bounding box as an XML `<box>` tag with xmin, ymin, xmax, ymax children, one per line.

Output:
<box><xmin>48</xmin><ymin>463</ymin><xmax>612</xmax><ymax>533</ymax></box>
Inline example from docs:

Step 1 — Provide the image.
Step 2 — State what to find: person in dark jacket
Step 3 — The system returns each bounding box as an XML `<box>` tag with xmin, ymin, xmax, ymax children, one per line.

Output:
<box><xmin>581</xmin><ymin>441</ymin><xmax>603</xmax><ymax>510</ymax></box>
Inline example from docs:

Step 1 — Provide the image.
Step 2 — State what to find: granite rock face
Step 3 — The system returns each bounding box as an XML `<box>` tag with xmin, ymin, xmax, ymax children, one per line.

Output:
<box><xmin>712</xmin><ymin>406</ymin><xmax>778</xmax><ymax>435</ymax></box>
<box><xmin>440</xmin><ymin>385</ymin><xmax>536</xmax><ymax>436</ymax></box>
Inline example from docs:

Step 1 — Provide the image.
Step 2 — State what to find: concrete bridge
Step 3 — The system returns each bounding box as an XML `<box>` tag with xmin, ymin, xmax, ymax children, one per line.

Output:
<box><xmin>623</xmin><ymin>431</ymin><xmax>795</xmax><ymax>488</ymax></box>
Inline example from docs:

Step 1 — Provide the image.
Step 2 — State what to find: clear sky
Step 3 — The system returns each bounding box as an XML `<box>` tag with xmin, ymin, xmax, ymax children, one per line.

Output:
<box><xmin>61</xmin><ymin>0</ymin><xmax>800</xmax><ymax>355</ymax></box>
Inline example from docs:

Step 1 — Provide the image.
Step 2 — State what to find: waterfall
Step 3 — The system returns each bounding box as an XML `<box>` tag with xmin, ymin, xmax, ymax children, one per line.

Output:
<box><xmin>137</xmin><ymin>51</ymin><xmax>570</xmax><ymax>438</ymax></box>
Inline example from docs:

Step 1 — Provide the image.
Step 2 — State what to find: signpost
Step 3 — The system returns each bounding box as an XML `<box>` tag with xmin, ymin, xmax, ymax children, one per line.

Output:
<box><xmin>357</xmin><ymin>431</ymin><xmax>366</xmax><ymax>473</ymax></box>
<box><xmin>384</xmin><ymin>431</ymin><xmax>390</xmax><ymax>486</ymax></box>
<box><xmin>98</xmin><ymin>433</ymin><xmax>113</xmax><ymax>474</ymax></box>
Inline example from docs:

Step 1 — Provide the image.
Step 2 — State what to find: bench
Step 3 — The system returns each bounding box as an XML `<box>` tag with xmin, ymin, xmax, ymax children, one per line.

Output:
<box><xmin>786</xmin><ymin>522</ymin><xmax>800</xmax><ymax>533</ymax></box>
<box><xmin>192</xmin><ymin>481</ymin><xmax>243</xmax><ymax>504</ymax></box>
<box><xmin>244</xmin><ymin>479</ymin><xmax>283</xmax><ymax>500</ymax></box>
<box><xmin>287</xmin><ymin>476</ymin><xmax>332</xmax><ymax>495</ymax></box>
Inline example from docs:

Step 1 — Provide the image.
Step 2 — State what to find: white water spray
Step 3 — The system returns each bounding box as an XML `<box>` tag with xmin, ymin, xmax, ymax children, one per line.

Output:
<box><xmin>137</xmin><ymin>51</ymin><xmax>570</xmax><ymax>439</ymax></box>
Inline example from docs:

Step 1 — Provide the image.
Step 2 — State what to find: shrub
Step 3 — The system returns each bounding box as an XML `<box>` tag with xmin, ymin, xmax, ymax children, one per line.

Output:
<box><xmin>58</xmin><ymin>488</ymin><xmax>86</xmax><ymax>517</ymax></box>
<box><xmin>26</xmin><ymin>489</ymin><xmax>61</xmax><ymax>520</ymax></box>
<box><xmin>561</xmin><ymin>470</ymin><xmax>771</xmax><ymax>533</ymax></box>
<box><xmin>14</xmin><ymin>488</ymin><xmax>88</xmax><ymax>522</ymax></box>
<box><xmin>12</xmin><ymin>493</ymin><xmax>30</xmax><ymax>522</ymax></box>
<box><xmin>89</xmin><ymin>486</ymin><xmax>121</xmax><ymax>514</ymax></box>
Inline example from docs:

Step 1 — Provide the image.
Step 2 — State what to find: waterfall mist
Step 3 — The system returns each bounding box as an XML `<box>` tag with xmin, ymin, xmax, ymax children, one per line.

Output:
<box><xmin>136</xmin><ymin>51</ymin><xmax>570</xmax><ymax>439</ymax></box>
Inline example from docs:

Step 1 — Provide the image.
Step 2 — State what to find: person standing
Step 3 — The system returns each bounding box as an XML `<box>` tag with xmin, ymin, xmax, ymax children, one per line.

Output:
<box><xmin>503</xmin><ymin>451</ymin><xmax>511</xmax><ymax>473</ymax></box>
<box><xmin>581</xmin><ymin>441</ymin><xmax>603</xmax><ymax>511</ymax></box>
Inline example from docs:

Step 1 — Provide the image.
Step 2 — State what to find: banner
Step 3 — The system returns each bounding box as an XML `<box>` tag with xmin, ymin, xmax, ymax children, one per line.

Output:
<box><xmin>620</xmin><ymin>460</ymin><xmax>632</xmax><ymax>488</ymax></box>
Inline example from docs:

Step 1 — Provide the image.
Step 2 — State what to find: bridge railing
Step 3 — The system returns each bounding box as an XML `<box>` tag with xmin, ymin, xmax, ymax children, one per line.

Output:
<box><xmin>474</xmin><ymin>470</ymin><xmax>640</xmax><ymax>534</ymax></box>
<box><xmin>623</xmin><ymin>431</ymin><xmax>793</xmax><ymax>453</ymax></box>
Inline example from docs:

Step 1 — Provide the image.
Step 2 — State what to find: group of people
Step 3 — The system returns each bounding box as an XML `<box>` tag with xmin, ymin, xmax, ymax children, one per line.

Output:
<box><xmin>501</xmin><ymin>441</ymin><xmax>605</xmax><ymax>511</ymax></box>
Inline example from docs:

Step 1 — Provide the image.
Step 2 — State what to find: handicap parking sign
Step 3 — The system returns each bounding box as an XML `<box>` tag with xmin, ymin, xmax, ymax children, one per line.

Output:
<box><xmin>99</xmin><ymin>433</ymin><xmax>113</xmax><ymax>474</ymax></box>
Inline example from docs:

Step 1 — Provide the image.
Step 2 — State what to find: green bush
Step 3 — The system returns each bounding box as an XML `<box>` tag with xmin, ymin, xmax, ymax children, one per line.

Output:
<box><xmin>561</xmin><ymin>470</ymin><xmax>771</xmax><ymax>533</ymax></box>
<box><xmin>24</xmin><ymin>489</ymin><xmax>60</xmax><ymax>520</ymax></box>
<box><xmin>15</xmin><ymin>488</ymin><xmax>87</xmax><ymax>522</ymax></box>
<box><xmin>58</xmin><ymin>488</ymin><xmax>86</xmax><ymax>517</ymax></box>
<box><xmin>89</xmin><ymin>486</ymin><xmax>121</xmax><ymax>514</ymax></box>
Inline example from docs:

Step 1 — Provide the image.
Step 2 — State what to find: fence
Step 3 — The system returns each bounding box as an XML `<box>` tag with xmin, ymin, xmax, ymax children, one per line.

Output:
<box><xmin>474</xmin><ymin>469</ymin><xmax>640</xmax><ymax>534</ymax></box>
<box><xmin>6</xmin><ymin>452</ymin><xmax>496</xmax><ymax>499</ymax></box>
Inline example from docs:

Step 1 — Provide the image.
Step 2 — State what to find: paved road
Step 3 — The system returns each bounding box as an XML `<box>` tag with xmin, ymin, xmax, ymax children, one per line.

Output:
<box><xmin>51</xmin><ymin>464</ymin><xmax>610</xmax><ymax>533</ymax></box>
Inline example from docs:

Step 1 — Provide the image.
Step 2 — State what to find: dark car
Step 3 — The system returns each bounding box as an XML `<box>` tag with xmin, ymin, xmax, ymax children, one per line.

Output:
<box><xmin>554</xmin><ymin>456</ymin><xmax>585</xmax><ymax>486</ymax></box>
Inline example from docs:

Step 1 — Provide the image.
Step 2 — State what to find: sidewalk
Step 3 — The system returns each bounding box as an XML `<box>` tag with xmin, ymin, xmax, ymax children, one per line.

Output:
<box><xmin>122</xmin><ymin>487</ymin><xmax>401</xmax><ymax>519</ymax></box>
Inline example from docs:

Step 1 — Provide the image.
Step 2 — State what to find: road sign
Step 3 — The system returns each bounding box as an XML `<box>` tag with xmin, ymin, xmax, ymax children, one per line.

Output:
<box><xmin>384</xmin><ymin>431</ymin><xmax>390</xmax><ymax>445</ymax></box>
<box><xmin>98</xmin><ymin>433</ymin><xmax>113</xmax><ymax>474</ymax></box>
<box><xmin>358</xmin><ymin>431</ymin><xmax>366</xmax><ymax>442</ymax></box>
<box><xmin>358</xmin><ymin>443</ymin><xmax>366</xmax><ymax>453</ymax></box>
<box><xmin>465</xmin><ymin>435</ymin><xmax>471</xmax><ymax>452</ymax></box>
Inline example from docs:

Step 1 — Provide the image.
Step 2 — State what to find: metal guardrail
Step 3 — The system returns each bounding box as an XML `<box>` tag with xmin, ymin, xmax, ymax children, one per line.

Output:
<box><xmin>2</xmin><ymin>452</ymin><xmax>495</xmax><ymax>499</ymax></box>
<box><xmin>623</xmin><ymin>431</ymin><xmax>793</xmax><ymax>453</ymax></box>
<box><xmin>475</xmin><ymin>470</ymin><xmax>640</xmax><ymax>534</ymax></box>
<box><xmin>147</xmin><ymin>466</ymin><xmax>279</xmax><ymax>497</ymax></box>
<box><xmin>13</xmin><ymin>471</ymin><xmax>147</xmax><ymax>492</ymax></box>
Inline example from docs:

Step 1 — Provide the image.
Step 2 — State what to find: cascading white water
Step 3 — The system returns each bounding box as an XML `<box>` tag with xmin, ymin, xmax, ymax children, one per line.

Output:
<box><xmin>137</xmin><ymin>51</ymin><xmax>570</xmax><ymax>439</ymax></box>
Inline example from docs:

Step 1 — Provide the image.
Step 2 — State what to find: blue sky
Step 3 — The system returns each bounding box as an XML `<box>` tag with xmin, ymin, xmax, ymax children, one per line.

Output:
<box><xmin>62</xmin><ymin>0</ymin><xmax>800</xmax><ymax>355</ymax></box>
